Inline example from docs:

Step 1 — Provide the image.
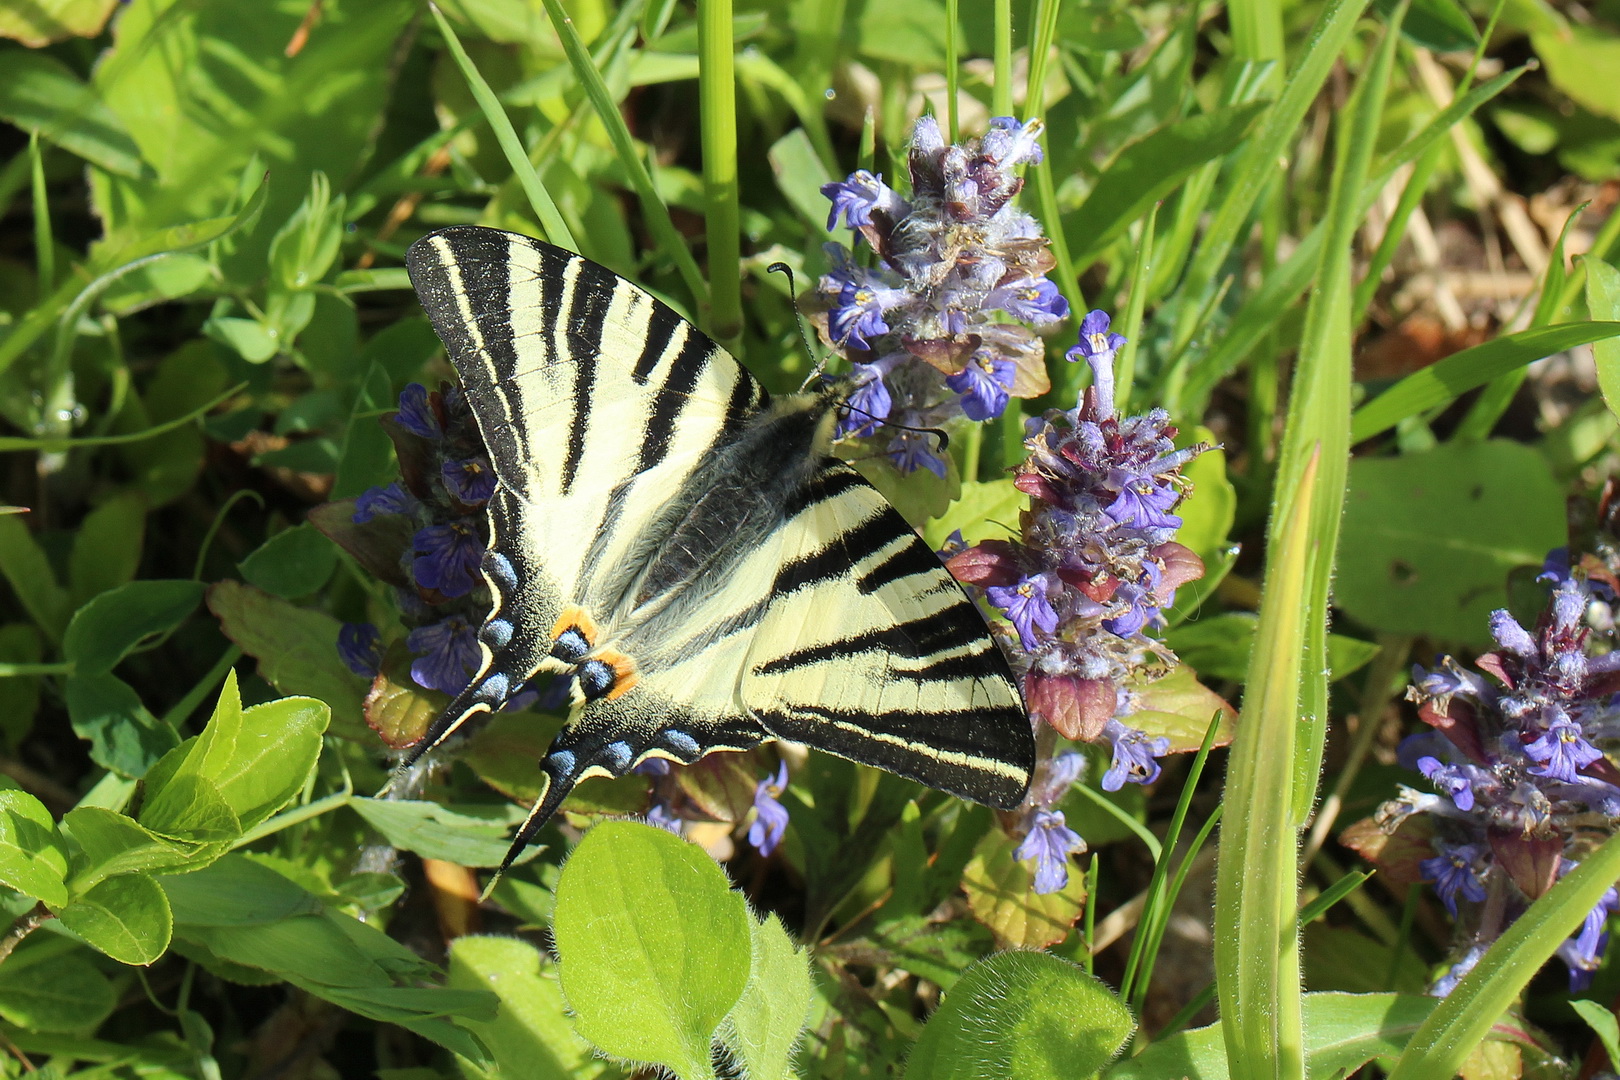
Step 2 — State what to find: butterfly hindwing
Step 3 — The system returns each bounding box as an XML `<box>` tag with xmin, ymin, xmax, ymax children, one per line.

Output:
<box><xmin>402</xmin><ymin>226</ymin><xmax>1034</xmax><ymax>867</ymax></box>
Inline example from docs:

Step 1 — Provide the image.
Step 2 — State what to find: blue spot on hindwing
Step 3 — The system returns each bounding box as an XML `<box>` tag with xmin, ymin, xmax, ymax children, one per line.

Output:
<box><xmin>604</xmin><ymin>741</ymin><xmax>632</xmax><ymax>771</ymax></box>
<box><xmin>578</xmin><ymin>659</ymin><xmax>615</xmax><ymax>700</ymax></box>
<box><xmin>478</xmin><ymin>672</ymin><xmax>510</xmax><ymax>702</ymax></box>
<box><xmin>548</xmin><ymin>749</ymin><xmax>576</xmax><ymax>776</ymax></box>
<box><xmin>481</xmin><ymin>619</ymin><xmax>513</xmax><ymax>648</ymax></box>
<box><xmin>552</xmin><ymin>628</ymin><xmax>590</xmax><ymax>664</ymax></box>
<box><xmin>664</xmin><ymin>730</ymin><xmax>700</xmax><ymax>758</ymax></box>
<box><xmin>482</xmin><ymin>551</ymin><xmax>518</xmax><ymax>590</ymax></box>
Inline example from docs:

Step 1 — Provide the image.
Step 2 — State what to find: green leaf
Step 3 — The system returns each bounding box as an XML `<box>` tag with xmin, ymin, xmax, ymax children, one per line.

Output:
<box><xmin>1067</xmin><ymin>102</ymin><xmax>1269</xmax><ymax>267</ymax></box>
<box><xmin>904</xmin><ymin>951</ymin><xmax>1134</xmax><ymax>1080</ymax></box>
<box><xmin>0</xmin><ymin>50</ymin><xmax>144</xmax><ymax>177</ymax></box>
<box><xmin>141</xmin><ymin>673</ymin><xmax>329</xmax><ymax>836</ymax></box>
<box><xmin>767</xmin><ymin>128</ymin><xmax>835</xmax><ymax>232</ymax></box>
<box><xmin>721</xmin><ymin>915</ymin><xmax>813</xmax><ymax>1080</ymax></box>
<box><xmin>238</xmin><ymin>524</ymin><xmax>339</xmax><ymax>600</ymax></box>
<box><xmin>923</xmin><ymin>479</ymin><xmax>1024</xmax><ymax>550</ymax></box>
<box><xmin>1532</xmin><ymin>26</ymin><xmax>1620</xmax><ymax>126</ymax></box>
<box><xmin>65</xmin><ymin>673</ymin><xmax>180</xmax><ymax>779</ymax></box>
<box><xmin>0</xmin><ymin>516</ymin><xmax>71</xmax><ymax>646</ymax></box>
<box><xmin>961</xmin><ymin>828</ymin><xmax>1086</xmax><ymax>950</ymax></box>
<box><xmin>62</xmin><ymin>806</ymin><xmax>213</xmax><ymax>894</ymax></box>
<box><xmin>1382</xmin><ymin>0</ymin><xmax>1477</xmax><ymax>51</ymax></box>
<box><xmin>553</xmin><ymin>819</ymin><xmax>753</xmax><ymax>1078</ymax></box>
<box><xmin>1336</xmin><ymin>440</ymin><xmax>1564</xmax><ymax>647</ymax></box>
<box><xmin>62</xmin><ymin>580</ymin><xmax>205</xmax><ymax>677</ymax></box>
<box><xmin>0</xmin><ymin>624</ymin><xmax>43</xmax><ymax>748</ymax></box>
<box><xmin>1570</xmin><ymin>1000</ymin><xmax>1620</xmax><ymax>1070</ymax></box>
<box><xmin>1586</xmin><ymin>258</ymin><xmax>1620</xmax><ymax>424</ymax></box>
<box><xmin>161</xmin><ymin>854</ymin><xmax>323</xmax><ymax>926</ymax></box>
<box><xmin>206</xmin><ymin>581</ymin><xmax>366</xmax><ymax>739</ymax></box>
<box><xmin>0</xmin><ymin>950</ymin><xmax>116</xmax><ymax>1032</ymax></box>
<box><xmin>0</xmin><ymin>1</ymin><xmax>117</xmax><ymax>47</ymax></box>
<box><xmin>56</xmin><ymin>873</ymin><xmax>173</xmax><ymax>966</ymax></box>
<box><xmin>1104</xmin><ymin>992</ymin><xmax>1436</xmax><ymax>1079</ymax></box>
<box><xmin>349</xmin><ymin>799</ymin><xmax>531</xmax><ymax>869</ymax></box>
<box><xmin>1168</xmin><ymin>613</ymin><xmax>1381</xmax><ymax>684</ymax></box>
<box><xmin>0</xmin><ymin>790</ymin><xmax>68</xmax><ymax>908</ymax></box>
<box><xmin>68</xmin><ymin>492</ymin><xmax>146</xmax><ymax>608</ymax></box>
<box><xmin>447</xmin><ymin>935</ymin><xmax>606</xmax><ymax>1080</ymax></box>
<box><xmin>1350</xmin><ymin>322</ymin><xmax>1620</xmax><ymax>441</ymax></box>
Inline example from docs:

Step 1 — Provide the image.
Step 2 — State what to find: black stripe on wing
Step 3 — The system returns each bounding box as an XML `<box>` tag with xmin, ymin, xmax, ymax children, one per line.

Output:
<box><xmin>558</xmin><ymin>259</ymin><xmax>618</xmax><ymax>495</ymax></box>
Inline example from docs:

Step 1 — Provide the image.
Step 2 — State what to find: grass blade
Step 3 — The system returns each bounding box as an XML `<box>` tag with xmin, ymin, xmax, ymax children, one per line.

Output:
<box><xmin>428</xmin><ymin>4</ymin><xmax>576</xmax><ymax>254</ymax></box>
<box><xmin>699</xmin><ymin>0</ymin><xmax>742</xmax><ymax>351</ymax></box>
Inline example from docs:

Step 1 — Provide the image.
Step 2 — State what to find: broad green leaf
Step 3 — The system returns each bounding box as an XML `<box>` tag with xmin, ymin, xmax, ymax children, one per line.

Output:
<box><xmin>0</xmin><ymin>516</ymin><xmax>71</xmax><ymax>645</ymax></box>
<box><xmin>160</xmin><ymin>854</ymin><xmax>323</xmax><ymax>926</ymax></box>
<box><xmin>1532</xmin><ymin>26</ymin><xmax>1620</xmax><ymax>125</ymax></box>
<box><xmin>0</xmin><ymin>0</ymin><xmax>119</xmax><ymax>48</ymax></box>
<box><xmin>1350</xmin><ymin>322</ymin><xmax>1620</xmax><ymax>441</ymax></box>
<box><xmin>181</xmin><ymin>913</ymin><xmax>395</xmax><ymax>990</ymax></box>
<box><xmin>722</xmin><ymin>915</ymin><xmax>813</xmax><ymax>1080</ymax></box>
<box><xmin>553</xmin><ymin>820</ymin><xmax>753</xmax><ymax>1078</ymax></box>
<box><xmin>1066</xmin><ymin>102</ymin><xmax>1268</xmax><ymax>268</ymax></box>
<box><xmin>904</xmin><ymin>952</ymin><xmax>1133</xmax><ymax>1080</ymax></box>
<box><xmin>138</xmin><ymin>774</ymin><xmax>242</xmax><ymax>845</ymax></box>
<box><xmin>767</xmin><ymin>128</ymin><xmax>834</xmax><ymax>233</ymax></box>
<box><xmin>349</xmin><ymin>799</ymin><xmax>530</xmax><ymax>869</ymax></box>
<box><xmin>448</xmin><ymin>935</ymin><xmax>605</xmax><ymax>1080</ymax></box>
<box><xmin>62</xmin><ymin>806</ymin><xmax>213</xmax><ymax>894</ymax></box>
<box><xmin>57</xmin><ymin>873</ymin><xmax>173</xmax><ymax>966</ymax></box>
<box><xmin>1104</xmin><ymin>992</ymin><xmax>1436</xmax><ymax>1079</ymax></box>
<box><xmin>68</xmin><ymin>492</ymin><xmax>146</xmax><ymax>608</ymax></box>
<box><xmin>1336</xmin><ymin>440</ymin><xmax>1563</xmax><ymax>647</ymax></box>
<box><xmin>142</xmin><ymin>674</ymin><xmax>329</xmax><ymax>836</ymax></box>
<box><xmin>961</xmin><ymin>829</ymin><xmax>1085</xmax><ymax>949</ymax></box>
<box><xmin>1167</xmin><ymin>614</ymin><xmax>1381</xmax><ymax>684</ymax></box>
<box><xmin>1173</xmin><ymin>436</ymin><xmax>1236</xmax><ymax>567</ymax></box>
<box><xmin>1586</xmin><ymin>258</ymin><xmax>1620</xmax><ymax>423</ymax></box>
<box><xmin>332</xmin><ymin>361</ymin><xmax>400</xmax><ymax>499</ymax></box>
<box><xmin>0</xmin><ymin>950</ymin><xmax>116</xmax><ymax>1032</ymax></box>
<box><xmin>0</xmin><ymin>790</ymin><xmax>68</xmax><ymax>908</ymax></box>
<box><xmin>1384</xmin><ymin>0</ymin><xmax>1477</xmax><ymax>51</ymax></box>
<box><xmin>1128</xmin><ymin>665</ymin><xmax>1238</xmax><ymax>752</ymax></box>
<box><xmin>238</xmin><ymin>524</ymin><xmax>339</xmax><ymax>600</ymax></box>
<box><xmin>62</xmin><ymin>580</ymin><xmax>205</xmax><ymax>677</ymax></box>
<box><xmin>923</xmin><ymin>479</ymin><xmax>1024</xmax><ymax>550</ymax></box>
<box><xmin>65</xmin><ymin>673</ymin><xmax>180</xmax><ymax>779</ymax></box>
<box><xmin>206</xmin><ymin>581</ymin><xmax>366</xmax><ymax>738</ymax></box>
<box><xmin>0</xmin><ymin>51</ymin><xmax>144</xmax><ymax>177</ymax></box>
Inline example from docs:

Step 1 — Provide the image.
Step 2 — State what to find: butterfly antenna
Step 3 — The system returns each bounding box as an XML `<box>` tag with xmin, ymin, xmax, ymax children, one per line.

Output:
<box><xmin>767</xmin><ymin>261</ymin><xmax>827</xmax><ymax>390</ymax></box>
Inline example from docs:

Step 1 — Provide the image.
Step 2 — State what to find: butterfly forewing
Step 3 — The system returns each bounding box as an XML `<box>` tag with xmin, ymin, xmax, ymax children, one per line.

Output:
<box><xmin>403</xmin><ymin>226</ymin><xmax>1034</xmax><ymax>868</ymax></box>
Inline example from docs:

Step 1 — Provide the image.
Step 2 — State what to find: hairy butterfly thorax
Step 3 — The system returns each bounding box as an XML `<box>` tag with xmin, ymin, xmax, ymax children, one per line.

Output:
<box><xmin>401</xmin><ymin>225</ymin><xmax>1033</xmax><ymax>875</ymax></box>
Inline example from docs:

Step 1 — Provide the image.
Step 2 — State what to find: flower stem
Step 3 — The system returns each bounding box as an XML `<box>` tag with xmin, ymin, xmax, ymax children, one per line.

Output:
<box><xmin>0</xmin><ymin>904</ymin><xmax>53</xmax><ymax>968</ymax></box>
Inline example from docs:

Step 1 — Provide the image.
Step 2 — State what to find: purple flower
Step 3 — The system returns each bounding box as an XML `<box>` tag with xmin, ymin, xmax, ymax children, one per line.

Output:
<box><xmin>821</xmin><ymin>170</ymin><xmax>908</xmax><ymax>232</ymax></box>
<box><xmin>987</xmin><ymin>278</ymin><xmax>1068</xmax><ymax>324</ymax></box>
<box><xmin>1419</xmin><ymin>842</ymin><xmax>1487</xmax><ymax>915</ymax></box>
<box><xmin>1103</xmin><ymin>562</ymin><xmax>1162</xmax><ymax>638</ymax></box>
<box><xmin>1106</xmin><ymin>477</ymin><xmax>1182</xmax><ymax>531</ymax></box>
<box><xmin>442</xmin><ymin>456</ymin><xmax>496</xmax><ymax>505</ymax></box>
<box><xmin>1488</xmin><ymin>609</ymin><xmax>1537</xmax><ymax>657</ymax></box>
<box><xmin>353</xmin><ymin>481</ymin><xmax>418</xmax><ymax>524</ymax></box>
<box><xmin>1558</xmin><ymin>883</ymin><xmax>1617</xmax><ymax>991</ymax></box>
<box><xmin>887</xmin><ymin>431</ymin><xmax>947</xmax><ymax>478</ymax></box>
<box><xmin>406</xmin><ymin>615</ymin><xmax>481</xmax><ymax>694</ymax></box>
<box><xmin>1525</xmin><ymin>719</ymin><xmax>1604</xmax><ymax>783</ymax></box>
<box><xmin>396</xmin><ymin>383</ymin><xmax>441</xmax><ymax>439</ymax></box>
<box><xmin>1015</xmin><ymin>808</ymin><xmax>1083</xmax><ymax>894</ymax></box>
<box><xmin>1432</xmin><ymin>944</ymin><xmax>1485</xmax><ymax>997</ymax></box>
<box><xmin>829</xmin><ymin>281</ymin><xmax>900</xmax><ymax>351</ymax></box>
<box><xmin>338</xmin><ymin>622</ymin><xmax>383</xmax><ymax>677</ymax></box>
<box><xmin>986</xmin><ymin>574</ymin><xmax>1060</xmax><ymax>651</ymax></box>
<box><xmin>646</xmin><ymin>802</ymin><xmax>685</xmax><ymax>835</ymax></box>
<box><xmin>945</xmin><ymin>354</ymin><xmax>1015</xmax><ymax>421</ymax></box>
<box><xmin>1101</xmin><ymin>719</ymin><xmax>1169</xmax><ymax>791</ymax></box>
<box><xmin>839</xmin><ymin>364</ymin><xmax>894</xmax><ymax>437</ymax></box>
<box><xmin>1029</xmin><ymin>750</ymin><xmax>1086</xmax><ymax>807</ymax></box>
<box><xmin>747</xmin><ymin>762</ymin><xmax>790</xmax><ymax>856</ymax></box>
<box><xmin>412</xmin><ymin>522</ymin><xmax>483</xmax><ymax>599</ymax></box>
<box><xmin>1417</xmin><ymin>757</ymin><xmax>1476</xmax><ymax>812</ymax></box>
<box><xmin>983</xmin><ymin>116</ymin><xmax>1045</xmax><ymax>167</ymax></box>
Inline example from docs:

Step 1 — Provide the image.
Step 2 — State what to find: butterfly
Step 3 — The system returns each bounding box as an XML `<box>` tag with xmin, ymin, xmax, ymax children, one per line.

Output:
<box><xmin>401</xmin><ymin>225</ymin><xmax>1033</xmax><ymax>872</ymax></box>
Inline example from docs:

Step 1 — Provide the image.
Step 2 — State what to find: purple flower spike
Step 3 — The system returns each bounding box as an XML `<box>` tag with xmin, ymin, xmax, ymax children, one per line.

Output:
<box><xmin>1417</xmin><ymin>757</ymin><xmax>1476</xmax><ymax>812</ymax></box>
<box><xmin>839</xmin><ymin>364</ymin><xmax>894</xmax><ymax>437</ymax></box>
<box><xmin>945</xmin><ymin>354</ymin><xmax>1015</xmax><ymax>421</ymax></box>
<box><xmin>338</xmin><ymin>622</ymin><xmax>383</xmax><ymax>677</ymax></box>
<box><xmin>988</xmin><ymin>278</ymin><xmax>1069</xmax><ymax>324</ymax></box>
<box><xmin>1488</xmin><ymin>609</ymin><xmax>1538</xmax><ymax>657</ymax></box>
<box><xmin>986</xmin><ymin>574</ymin><xmax>1060</xmax><ymax>651</ymax></box>
<box><xmin>412</xmin><ymin>522</ymin><xmax>484</xmax><ymax>599</ymax></box>
<box><xmin>747</xmin><ymin>762</ymin><xmax>791</xmax><ymax>856</ymax></box>
<box><xmin>820</xmin><ymin>170</ymin><xmax>909</xmax><ymax>232</ymax></box>
<box><xmin>1107</xmin><ymin>478</ymin><xmax>1182</xmax><ymax>531</ymax></box>
<box><xmin>1015</xmin><ymin>808</ymin><xmax>1083</xmax><ymax>894</ymax></box>
<box><xmin>887</xmin><ymin>431</ymin><xmax>948</xmax><ymax>478</ymax></box>
<box><xmin>1525</xmin><ymin>720</ymin><xmax>1604</xmax><ymax>783</ymax></box>
<box><xmin>1101</xmin><ymin>719</ymin><xmax>1169</xmax><ymax>791</ymax></box>
<box><xmin>829</xmin><ymin>281</ymin><xmax>903</xmax><ymax>351</ymax></box>
<box><xmin>353</xmin><ymin>481</ymin><xmax>418</xmax><ymax>524</ymax></box>
<box><xmin>442</xmin><ymin>456</ymin><xmax>497</xmax><ymax>505</ymax></box>
<box><xmin>1419</xmin><ymin>842</ymin><xmax>1488</xmax><ymax>915</ymax></box>
<box><xmin>396</xmin><ymin>383</ymin><xmax>441</xmax><ymax>439</ymax></box>
<box><xmin>406</xmin><ymin>615</ymin><xmax>481</xmax><ymax>694</ymax></box>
